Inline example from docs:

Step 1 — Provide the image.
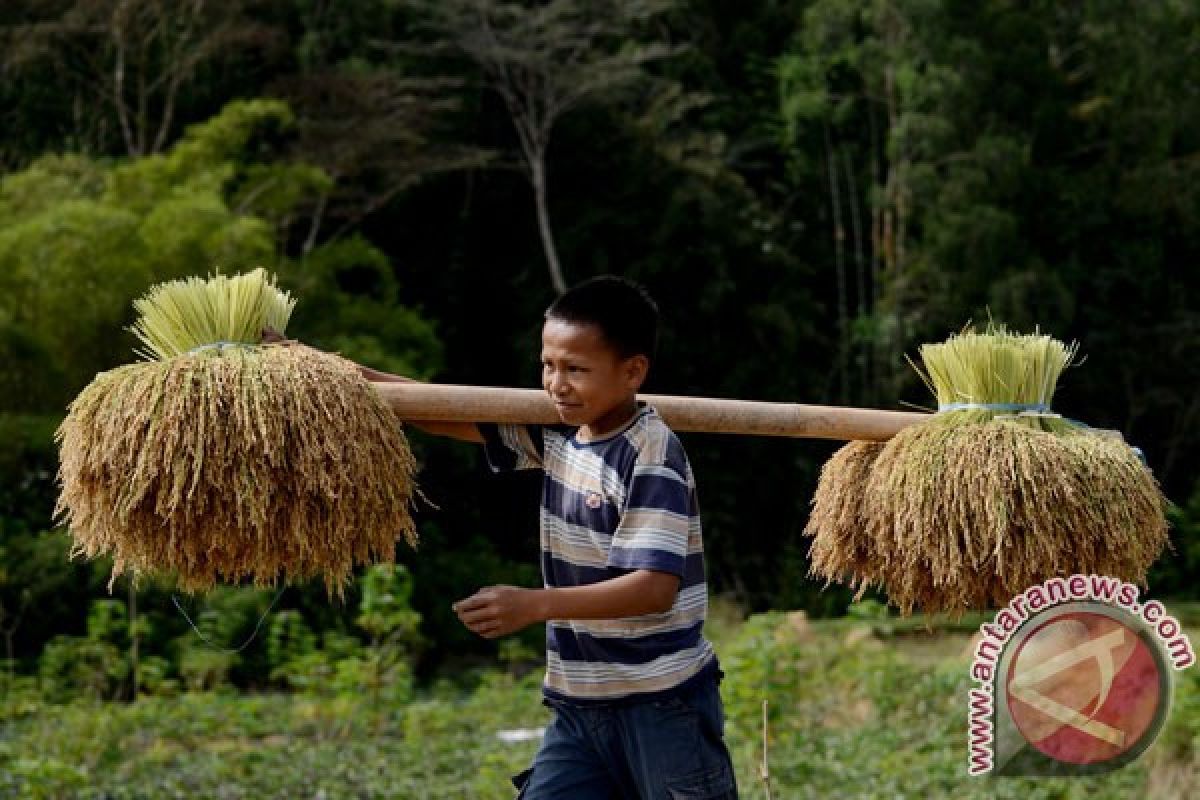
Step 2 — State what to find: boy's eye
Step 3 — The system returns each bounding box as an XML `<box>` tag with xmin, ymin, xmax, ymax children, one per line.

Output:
<box><xmin>542</xmin><ymin>361</ymin><xmax>586</xmax><ymax>373</ymax></box>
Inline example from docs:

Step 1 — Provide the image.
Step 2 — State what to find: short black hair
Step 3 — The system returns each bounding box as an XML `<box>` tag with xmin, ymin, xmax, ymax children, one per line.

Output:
<box><xmin>545</xmin><ymin>275</ymin><xmax>658</xmax><ymax>361</ymax></box>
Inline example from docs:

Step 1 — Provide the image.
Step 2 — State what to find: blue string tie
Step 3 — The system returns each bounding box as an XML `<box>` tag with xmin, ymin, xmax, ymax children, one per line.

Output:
<box><xmin>935</xmin><ymin>402</ymin><xmax>1146</xmax><ymax>465</ymax></box>
<box><xmin>936</xmin><ymin>402</ymin><xmax>1053</xmax><ymax>414</ymax></box>
<box><xmin>185</xmin><ymin>340</ymin><xmax>256</xmax><ymax>355</ymax></box>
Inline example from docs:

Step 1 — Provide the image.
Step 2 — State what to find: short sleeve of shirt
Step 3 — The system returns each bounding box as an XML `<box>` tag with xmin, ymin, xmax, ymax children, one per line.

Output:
<box><xmin>478</xmin><ymin>423</ymin><xmax>545</xmax><ymax>472</ymax></box>
<box><xmin>606</xmin><ymin>449</ymin><xmax>692</xmax><ymax>578</ymax></box>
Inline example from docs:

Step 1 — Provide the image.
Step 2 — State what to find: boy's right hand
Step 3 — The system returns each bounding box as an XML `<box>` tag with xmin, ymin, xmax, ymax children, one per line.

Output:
<box><xmin>261</xmin><ymin>326</ymin><xmax>400</xmax><ymax>384</ymax></box>
<box><xmin>261</xmin><ymin>328</ymin><xmax>481</xmax><ymax>442</ymax></box>
<box><xmin>260</xmin><ymin>326</ymin><xmax>295</xmax><ymax>346</ymax></box>
<box><xmin>260</xmin><ymin>326</ymin><xmax>408</xmax><ymax>385</ymax></box>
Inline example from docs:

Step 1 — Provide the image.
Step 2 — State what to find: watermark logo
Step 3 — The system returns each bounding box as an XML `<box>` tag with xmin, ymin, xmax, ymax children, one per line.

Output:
<box><xmin>967</xmin><ymin>575</ymin><xmax>1194</xmax><ymax>777</ymax></box>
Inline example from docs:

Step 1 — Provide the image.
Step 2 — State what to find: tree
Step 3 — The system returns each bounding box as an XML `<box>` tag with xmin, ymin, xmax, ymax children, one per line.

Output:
<box><xmin>0</xmin><ymin>97</ymin><xmax>443</xmax><ymax>405</ymax></box>
<box><xmin>2</xmin><ymin>0</ymin><xmax>278</xmax><ymax>157</ymax></box>
<box><xmin>261</xmin><ymin>0</ymin><xmax>493</xmax><ymax>250</ymax></box>
<box><xmin>271</xmin><ymin>70</ymin><xmax>489</xmax><ymax>251</ymax></box>
<box><xmin>778</xmin><ymin>0</ymin><xmax>1018</xmax><ymax>405</ymax></box>
<box><xmin>405</xmin><ymin>0</ymin><xmax>683</xmax><ymax>293</ymax></box>
<box><xmin>0</xmin><ymin>101</ymin><xmax>287</xmax><ymax>396</ymax></box>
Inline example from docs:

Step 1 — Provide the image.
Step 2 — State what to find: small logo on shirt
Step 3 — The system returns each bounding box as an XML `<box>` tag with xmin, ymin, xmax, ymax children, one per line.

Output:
<box><xmin>586</xmin><ymin>492</ymin><xmax>604</xmax><ymax>509</ymax></box>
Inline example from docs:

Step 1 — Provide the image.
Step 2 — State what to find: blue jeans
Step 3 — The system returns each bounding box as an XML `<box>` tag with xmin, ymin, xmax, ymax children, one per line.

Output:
<box><xmin>511</xmin><ymin>673</ymin><xmax>738</xmax><ymax>799</ymax></box>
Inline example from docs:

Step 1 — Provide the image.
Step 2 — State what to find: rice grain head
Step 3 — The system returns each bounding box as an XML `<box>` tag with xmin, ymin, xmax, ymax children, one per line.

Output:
<box><xmin>56</xmin><ymin>271</ymin><xmax>418</xmax><ymax>596</ymax></box>
<box><xmin>803</xmin><ymin>440</ymin><xmax>887</xmax><ymax>601</ymax></box>
<box><xmin>806</xmin><ymin>323</ymin><xmax>1169</xmax><ymax>617</ymax></box>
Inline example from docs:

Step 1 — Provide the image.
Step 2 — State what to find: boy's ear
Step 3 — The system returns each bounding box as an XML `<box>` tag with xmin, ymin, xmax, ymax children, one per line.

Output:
<box><xmin>624</xmin><ymin>354</ymin><xmax>650</xmax><ymax>390</ymax></box>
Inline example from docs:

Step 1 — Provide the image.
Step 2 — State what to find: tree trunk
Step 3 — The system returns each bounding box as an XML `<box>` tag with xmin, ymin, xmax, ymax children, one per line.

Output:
<box><xmin>112</xmin><ymin>34</ymin><xmax>137</xmax><ymax>156</ymax></box>
<box><xmin>1</xmin><ymin>610</ymin><xmax>13</xmax><ymax>685</ymax></box>
<box><xmin>881</xmin><ymin>25</ymin><xmax>907</xmax><ymax>401</ymax></box>
<box><xmin>530</xmin><ymin>157</ymin><xmax>567</xmax><ymax>294</ymax></box>
<box><xmin>303</xmin><ymin>191</ymin><xmax>329</xmax><ymax>256</ymax></box>
<box><xmin>869</xmin><ymin>103</ymin><xmax>884</xmax><ymax>405</ymax></box>
<box><xmin>823</xmin><ymin>124</ymin><xmax>849</xmax><ymax>403</ymax></box>
<box><xmin>129</xmin><ymin>582</ymin><xmax>139</xmax><ymax>701</ymax></box>
<box><xmin>842</xmin><ymin>146</ymin><xmax>868</xmax><ymax>403</ymax></box>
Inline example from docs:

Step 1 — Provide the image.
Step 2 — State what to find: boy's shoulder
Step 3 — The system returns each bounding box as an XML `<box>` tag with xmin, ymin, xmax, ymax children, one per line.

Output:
<box><xmin>624</xmin><ymin>404</ymin><xmax>691</xmax><ymax>476</ymax></box>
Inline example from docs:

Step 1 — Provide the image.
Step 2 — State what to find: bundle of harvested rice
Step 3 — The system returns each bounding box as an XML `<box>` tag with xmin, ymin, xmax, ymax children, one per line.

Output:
<box><xmin>803</xmin><ymin>440</ymin><xmax>886</xmax><ymax>602</ymax></box>
<box><xmin>56</xmin><ymin>269</ymin><xmax>418</xmax><ymax>596</ymax></box>
<box><xmin>805</xmin><ymin>324</ymin><xmax>1168</xmax><ymax>616</ymax></box>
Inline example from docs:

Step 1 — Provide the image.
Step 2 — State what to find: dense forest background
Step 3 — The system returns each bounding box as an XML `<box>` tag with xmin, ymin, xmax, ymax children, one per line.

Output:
<box><xmin>1</xmin><ymin>0</ymin><xmax>1198</xmax><ymax>693</ymax></box>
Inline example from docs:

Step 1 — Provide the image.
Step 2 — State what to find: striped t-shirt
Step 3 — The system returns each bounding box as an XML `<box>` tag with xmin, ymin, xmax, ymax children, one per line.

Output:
<box><xmin>479</xmin><ymin>403</ymin><xmax>718</xmax><ymax>705</ymax></box>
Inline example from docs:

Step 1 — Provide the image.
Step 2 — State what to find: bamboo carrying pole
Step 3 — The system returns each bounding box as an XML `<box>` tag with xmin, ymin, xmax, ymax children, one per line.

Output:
<box><xmin>372</xmin><ymin>382</ymin><xmax>928</xmax><ymax>442</ymax></box>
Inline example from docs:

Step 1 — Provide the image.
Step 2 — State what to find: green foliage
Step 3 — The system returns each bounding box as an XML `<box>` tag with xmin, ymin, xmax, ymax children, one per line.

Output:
<box><xmin>0</xmin><ymin>0</ymin><xmax>1198</xmax><ymax>757</ymax></box>
<box><xmin>0</xmin><ymin>415</ymin><xmax>60</xmax><ymax>521</ymax></box>
<box><xmin>0</xmin><ymin>95</ymin><xmax>439</xmax><ymax>431</ymax></box>
<box><xmin>135</xmin><ymin>656</ymin><xmax>178</xmax><ymax>697</ymax></box>
<box><xmin>169</xmin><ymin>587</ymin><xmax>279</xmax><ymax>691</ymax></box>
<box><xmin>356</xmin><ymin>564</ymin><xmax>422</xmax><ymax>646</ymax></box>
<box><xmin>1151</xmin><ymin>481</ymin><xmax>1200</xmax><ymax>597</ymax></box>
<box><xmin>8</xmin><ymin>611</ymin><xmax>1194</xmax><ymax>798</ymax></box>
<box><xmin>0</xmin><ymin>317</ymin><xmax>65</xmax><ymax>412</ymax></box>
<box><xmin>85</xmin><ymin>599</ymin><xmax>129</xmax><ymax>645</ymax></box>
<box><xmin>38</xmin><ymin>636</ymin><xmax>128</xmax><ymax>703</ymax></box>
<box><xmin>283</xmin><ymin>236</ymin><xmax>444</xmax><ymax>379</ymax></box>
<box><xmin>0</xmin><ymin>100</ymin><xmax>307</xmax><ymax>400</ymax></box>
<box><xmin>0</xmin><ymin>194</ymin><xmax>149</xmax><ymax>400</ymax></box>
<box><xmin>177</xmin><ymin>647</ymin><xmax>237</xmax><ymax>693</ymax></box>
<box><xmin>718</xmin><ymin>612</ymin><xmax>1156</xmax><ymax>798</ymax></box>
<box><xmin>266</xmin><ymin>609</ymin><xmax>320</xmax><ymax>687</ymax></box>
<box><xmin>252</xmin><ymin>566</ymin><xmax>427</xmax><ymax>699</ymax></box>
<box><xmin>0</xmin><ymin>92</ymin><xmax>444</xmax><ymax>674</ymax></box>
<box><xmin>37</xmin><ymin>598</ymin><xmax>138</xmax><ymax>701</ymax></box>
<box><xmin>349</xmin><ymin>565</ymin><xmax>424</xmax><ymax>703</ymax></box>
<box><xmin>0</xmin><ymin>533</ymin><xmax>85</xmax><ymax>655</ymax></box>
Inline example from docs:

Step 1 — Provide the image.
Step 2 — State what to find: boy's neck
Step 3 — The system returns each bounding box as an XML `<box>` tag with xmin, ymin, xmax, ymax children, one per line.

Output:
<box><xmin>577</xmin><ymin>399</ymin><xmax>641</xmax><ymax>443</ymax></box>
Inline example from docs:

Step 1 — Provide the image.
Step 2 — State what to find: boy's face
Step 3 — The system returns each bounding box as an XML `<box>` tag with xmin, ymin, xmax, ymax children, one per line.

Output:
<box><xmin>540</xmin><ymin>318</ymin><xmax>648</xmax><ymax>437</ymax></box>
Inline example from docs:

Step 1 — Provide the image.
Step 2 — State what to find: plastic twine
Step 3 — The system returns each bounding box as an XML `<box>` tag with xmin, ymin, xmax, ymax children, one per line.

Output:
<box><xmin>936</xmin><ymin>402</ymin><xmax>1146</xmax><ymax>465</ymax></box>
<box><xmin>185</xmin><ymin>340</ymin><xmax>257</xmax><ymax>355</ymax></box>
<box><xmin>171</xmin><ymin>585</ymin><xmax>287</xmax><ymax>655</ymax></box>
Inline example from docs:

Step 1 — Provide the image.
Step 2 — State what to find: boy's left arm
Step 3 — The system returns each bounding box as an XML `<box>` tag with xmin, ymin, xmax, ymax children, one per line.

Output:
<box><xmin>453</xmin><ymin>570</ymin><xmax>680</xmax><ymax>639</ymax></box>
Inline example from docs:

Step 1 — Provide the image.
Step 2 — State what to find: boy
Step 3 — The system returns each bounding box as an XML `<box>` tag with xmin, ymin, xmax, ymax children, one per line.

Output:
<box><xmin>336</xmin><ymin>276</ymin><xmax>737</xmax><ymax>798</ymax></box>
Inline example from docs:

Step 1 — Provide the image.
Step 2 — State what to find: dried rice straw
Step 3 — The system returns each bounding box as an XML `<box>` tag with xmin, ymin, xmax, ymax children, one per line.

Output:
<box><xmin>803</xmin><ymin>440</ymin><xmax>886</xmax><ymax>600</ymax></box>
<box><xmin>56</xmin><ymin>269</ymin><xmax>418</xmax><ymax>596</ymax></box>
<box><xmin>805</xmin><ymin>324</ymin><xmax>1169</xmax><ymax>616</ymax></box>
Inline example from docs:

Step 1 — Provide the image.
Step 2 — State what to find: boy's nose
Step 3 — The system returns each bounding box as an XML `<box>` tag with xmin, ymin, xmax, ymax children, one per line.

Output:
<box><xmin>546</xmin><ymin>372</ymin><xmax>570</xmax><ymax>397</ymax></box>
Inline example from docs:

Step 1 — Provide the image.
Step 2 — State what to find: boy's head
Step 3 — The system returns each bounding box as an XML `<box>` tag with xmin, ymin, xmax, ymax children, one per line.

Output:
<box><xmin>540</xmin><ymin>276</ymin><xmax>658</xmax><ymax>435</ymax></box>
<box><xmin>545</xmin><ymin>275</ymin><xmax>659</xmax><ymax>361</ymax></box>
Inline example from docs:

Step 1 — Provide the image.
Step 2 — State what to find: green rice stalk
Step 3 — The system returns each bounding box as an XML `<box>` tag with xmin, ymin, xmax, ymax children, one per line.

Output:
<box><xmin>130</xmin><ymin>267</ymin><xmax>296</xmax><ymax>360</ymax></box>
<box><xmin>910</xmin><ymin>323</ymin><xmax>1078</xmax><ymax>423</ymax></box>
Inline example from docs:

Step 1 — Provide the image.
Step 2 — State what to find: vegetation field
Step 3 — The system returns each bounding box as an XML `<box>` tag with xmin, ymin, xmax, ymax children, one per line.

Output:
<box><xmin>3</xmin><ymin>600</ymin><xmax>1196</xmax><ymax>799</ymax></box>
<box><xmin>2</xmin><ymin>2</ymin><xmax>1199</xmax><ymax>798</ymax></box>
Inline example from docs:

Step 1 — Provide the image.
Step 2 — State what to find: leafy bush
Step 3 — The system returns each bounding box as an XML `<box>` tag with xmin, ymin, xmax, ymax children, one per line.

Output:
<box><xmin>718</xmin><ymin>613</ymin><xmax>1163</xmax><ymax>798</ymax></box>
<box><xmin>8</xmin><ymin>609</ymin><xmax>1194</xmax><ymax>798</ymax></box>
<box><xmin>38</xmin><ymin>636</ymin><xmax>127</xmax><ymax>703</ymax></box>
